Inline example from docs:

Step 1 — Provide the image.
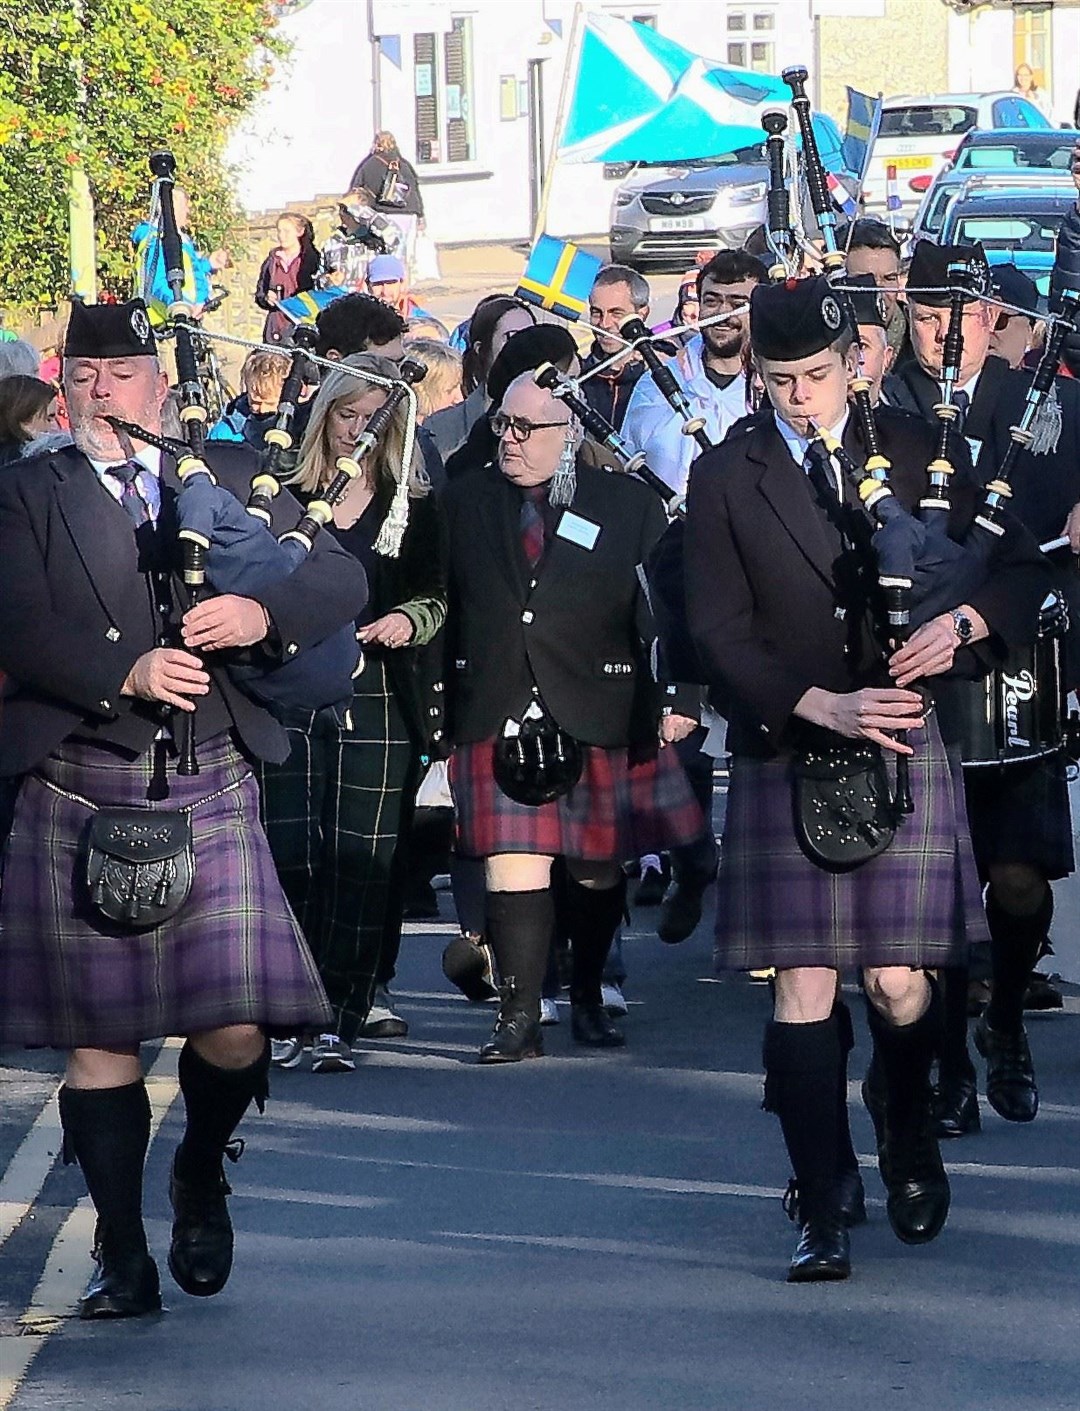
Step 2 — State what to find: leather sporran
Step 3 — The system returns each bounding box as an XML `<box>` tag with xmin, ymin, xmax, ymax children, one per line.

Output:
<box><xmin>791</xmin><ymin>741</ymin><xmax>895</xmax><ymax>872</ymax></box>
<box><xmin>85</xmin><ymin>808</ymin><xmax>194</xmax><ymax>929</ymax></box>
<box><xmin>492</xmin><ymin>698</ymin><xmax>583</xmax><ymax>807</ymax></box>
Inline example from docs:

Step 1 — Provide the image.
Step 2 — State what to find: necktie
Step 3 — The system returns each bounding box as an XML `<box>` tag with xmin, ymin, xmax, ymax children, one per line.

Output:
<box><xmin>803</xmin><ymin>440</ymin><xmax>839</xmax><ymax>508</ymax></box>
<box><xmin>520</xmin><ymin>486</ymin><xmax>547</xmax><ymax>567</ymax></box>
<box><xmin>953</xmin><ymin>389</ymin><xmax>970</xmax><ymax>432</ymax></box>
<box><xmin>107</xmin><ymin>460</ymin><xmax>151</xmax><ymax>527</ymax></box>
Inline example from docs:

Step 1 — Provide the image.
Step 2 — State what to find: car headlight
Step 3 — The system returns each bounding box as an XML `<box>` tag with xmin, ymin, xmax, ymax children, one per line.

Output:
<box><xmin>614</xmin><ymin>189</ymin><xmax>636</xmax><ymax>208</ymax></box>
<box><xmin>729</xmin><ymin>181</ymin><xmax>767</xmax><ymax>207</ymax></box>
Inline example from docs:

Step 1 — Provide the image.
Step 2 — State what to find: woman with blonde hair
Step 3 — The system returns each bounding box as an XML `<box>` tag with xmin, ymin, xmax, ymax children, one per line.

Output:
<box><xmin>403</xmin><ymin>337</ymin><xmax>464</xmax><ymax>421</ymax></box>
<box><xmin>258</xmin><ymin>353</ymin><xmax>448</xmax><ymax>1071</ymax></box>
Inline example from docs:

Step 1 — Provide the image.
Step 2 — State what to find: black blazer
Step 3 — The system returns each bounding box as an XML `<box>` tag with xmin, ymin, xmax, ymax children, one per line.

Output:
<box><xmin>684</xmin><ymin>408</ymin><xmax>1053</xmax><ymax>758</ymax></box>
<box><xmin>443</xmin><ymin>460</ymin><xmax>668</xmax><ymax>748</ymax></box>
<box><xmin>0</xmin><ymin>442</ymin><xmax>368</xmax><ymax>774</ymax></box>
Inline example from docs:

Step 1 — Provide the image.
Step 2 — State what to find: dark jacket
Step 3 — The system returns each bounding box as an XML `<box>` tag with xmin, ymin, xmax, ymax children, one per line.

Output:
<box><xmin>683</xmin><ymin>408</ymin><xmax>1054</xmax><ymax>758</ymax></box>
<box><xmin>254</xmin><ymin>242</ymin><xmax>320</xmax><ymax>344</ymax></box>
<box><xmin>350</xmin><ymin>151</ymin><xmax>424</xmax><ymax>218</ymax></box>
<box><xmin>0</xmin><ymin>442</ymin><xmax>368</xmax><ymax>775</ymax></box>
<box><xmin>443</xmin><ymin>460</ymin><xmax>669</xmax><ymax>749</ymax></box>
<box><xmin>578</xmin><ymin>343</ymin><xmax>647</xmax><ymax>432</ymax></box>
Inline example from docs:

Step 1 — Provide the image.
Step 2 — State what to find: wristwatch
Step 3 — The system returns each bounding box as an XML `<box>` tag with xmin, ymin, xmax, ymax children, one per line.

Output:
<box><xmin>951</xmin><ymin>609</ymin><xmax>974</xmax><ymax>645</ymax></box>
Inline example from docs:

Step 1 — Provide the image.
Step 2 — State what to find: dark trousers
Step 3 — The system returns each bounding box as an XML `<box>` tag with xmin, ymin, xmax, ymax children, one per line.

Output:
<box><xmin>257</xmin><ymin>662</ymin><xmax>419</xmax><ymax>1042</ymax></box>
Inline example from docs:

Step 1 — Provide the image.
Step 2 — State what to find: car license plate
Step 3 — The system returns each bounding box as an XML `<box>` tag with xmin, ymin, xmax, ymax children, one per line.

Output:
<box><xmin>649</xmin><ymin>215</ymin><xmax>707</xmax><ymax>231</ymax></box>
<box><xmin>894</xmin><ymin>155</ymin><xmax>931</xmax><ymax>170</ymax></box>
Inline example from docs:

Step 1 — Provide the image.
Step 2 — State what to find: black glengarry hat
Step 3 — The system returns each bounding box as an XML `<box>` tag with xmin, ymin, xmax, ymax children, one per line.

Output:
<box><xmin>64</xmin><ymin>298</ymin><xmax>157</xmax><ymax>359</ymax></box>
<box><xmin>750</xmin><ymin>275</ymin><xmax>852</xmax><ymax>361</ymax></box>
<box><xmin>847</xmin><ymin>272</ymin><xmax>887</xmax><ymax>330</ymax></box>
<box><xmin>906</xmin><ymin>241</ymin><xmax>991</xmax><ymax>307</ymax></box>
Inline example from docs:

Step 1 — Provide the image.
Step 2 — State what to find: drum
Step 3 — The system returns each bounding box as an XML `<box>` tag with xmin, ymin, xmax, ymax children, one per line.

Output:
<box><xmin>959</xmin><ymin>592</ymin><xmax>1067</xmax><ymax>768</ymax></box>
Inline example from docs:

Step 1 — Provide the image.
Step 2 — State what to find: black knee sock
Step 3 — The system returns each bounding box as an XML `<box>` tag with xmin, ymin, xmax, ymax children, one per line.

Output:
<box><xmin>985</xmin><ymin>888</ymin><xmax>1051</xmax><ymax>1035</ymax></box>
<box><xmin>763</xmin><ymin>1015</ymin><xmax>843</xmax><ymax>1220</ymax></box>
<box><xmin>834</xmin><ymin>1000</ymin><xmax>859</xmax><ymax>1177</ymax></box>
<box><xmin>485</xmin><ymin>888</ymin><xmax>555</xmax><ymax>1017</ymax></box>
<box><xmin>938</xmin><ymin>964</ymin><xmax>975</xmax><ymax>1080</ymax></box>
<box><xmin>176</xmin><ymin>1039</ymin><xmax>270</xmax><ymax>1186</ymax></box>
<box><xmin>58</xmin><ymin>1081</ymin><xmax>151</xmax><ymax>1259</ymax></box>
<box><xmin>566</xmin><ymin>875</ymin><xmax>626</xmax><ymax>1007</ymax></box>
<box><xmin>866</xmin><ymin>978</ymin><xmax>942</xmax><ymax>1140</ymax></box>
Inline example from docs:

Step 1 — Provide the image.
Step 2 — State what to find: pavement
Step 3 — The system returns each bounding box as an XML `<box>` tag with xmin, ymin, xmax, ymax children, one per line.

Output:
<box><xmin>2</xmin><ymin>881</ymin><xmax>1079</xmax><ymax>1411</ymax></box>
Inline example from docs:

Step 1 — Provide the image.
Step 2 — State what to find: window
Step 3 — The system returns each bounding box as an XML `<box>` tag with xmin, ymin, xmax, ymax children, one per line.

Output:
<box><xmin>726</xmin><ymin>8</ymin><xmax>774</xmax><ymax>71</ymax></box>
<box><xmin>413</xmin><ymin>16</ymin><xmax>475</xmax><ymax>165</ymax></box>
<box><xmin>1013</xmin><ymin>6</ymin><xmax>1051</xmax><ymax>93</ymax></box>
<box><xmin>991</xmin><ymin>97</ymin><xmax>1050</xmax><ymax>131</ymax></box>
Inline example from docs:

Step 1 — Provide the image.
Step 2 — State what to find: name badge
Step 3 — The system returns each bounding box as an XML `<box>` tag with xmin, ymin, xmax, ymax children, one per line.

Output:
<box><xmin>555</xmin><ymin>511</ymin><xmax>601</xmax><ymax>551</ymax></box>
<box><xmin>966</xmin><ymin>436</ymin><xmax>983</xmax><ymax>464</ymax></box>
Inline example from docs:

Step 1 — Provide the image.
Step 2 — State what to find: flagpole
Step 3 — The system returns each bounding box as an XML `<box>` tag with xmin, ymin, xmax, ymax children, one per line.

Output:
<box><xmin>531</xmin><ymin>2</ymin><xmax>585</xmax><ymax>246</ymax></box>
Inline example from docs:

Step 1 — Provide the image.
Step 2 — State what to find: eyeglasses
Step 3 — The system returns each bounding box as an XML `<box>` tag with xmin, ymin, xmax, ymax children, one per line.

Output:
<box><xmin>490</xmin><ymin>413</ymin><xmax>569</xmax><ymax>442</ymax></box>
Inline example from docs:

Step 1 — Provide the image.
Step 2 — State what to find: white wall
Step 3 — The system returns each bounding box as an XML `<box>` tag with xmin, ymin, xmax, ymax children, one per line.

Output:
<box><xmin>228</xmin><ymin>0</ymin><xmax>817</xmax><ymax>242</ymax></box>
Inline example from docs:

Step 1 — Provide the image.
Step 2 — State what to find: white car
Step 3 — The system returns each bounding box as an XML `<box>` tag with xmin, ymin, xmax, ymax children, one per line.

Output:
<box><xmin>863</xmin><ymin>92</ymin><xmax>1051</xmax><ymax>219</ymax></box>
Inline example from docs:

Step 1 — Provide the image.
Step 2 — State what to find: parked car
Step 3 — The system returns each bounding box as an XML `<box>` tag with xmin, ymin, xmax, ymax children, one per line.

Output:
<box><xmin>862</xmin><ymin>93</ymin><xmax>1051</xmax><ymax>219</ymax></box>
<box><xmin>938</xmin><ymin>184</ymin><xmax>1078</xmax><ymax>302</ymax></box>
<box><xmin>949</xmin><ymin>127</ymin><xmax>1080</xmax><ymax>175</ymax></box>
<box><xmin>911</xmin><ymin>169</ymin><xmax>1076</xmax><ymax>246</ymax></box>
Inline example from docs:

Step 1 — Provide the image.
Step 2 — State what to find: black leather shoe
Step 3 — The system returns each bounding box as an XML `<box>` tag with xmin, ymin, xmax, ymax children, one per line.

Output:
<box><xmin>787</xmin><ymin>1216</ymin><xmax>851</xmax><ymax>1282</ymax></box>
<box><xmin>656</xmin><ymin>871</ymin><xmax>714</xmax><ymax>945</ymax></box>
<box><xmin>79</xmin><ymin>1245</ymin><xmax>161</xmax><ymax>1320</ymax></box>
<box><xmin>168</xmin><ymin>1145</ymin><xmax>239</xmax><ymax>1298</ymax></box>
<box><xmin>932</xmin><ymin>1070</ymin><xmax>981</xmax><ymax>1139</ymax></box>
<box><xmin>442</xmin><ymin>932</ymin><xmax>499</xmax><ymax>1002</ymax></box>
<box><xmin>879</xmin><ymin>1106</ymin><xmax>950</xmax><ymax>1246</ymax></box>
<box><xmin>570</xmin><ymin>1003</ymin><xmax>626</xmax><ymax>1048</ymax></box>
<box><xmin>974</xmin><ymin>1015</ymin><xmax>1038</xmax><ymax>1123</ymax></box>
<box><xmin>837</xmin><ymin>1168</ymin><xmax>867</xmax><ymax>1228</ymax></box>
<box><xmin>478</xmin><ymin>987</ymin><xmax>543</xmax><ymax>1063</ymax></box>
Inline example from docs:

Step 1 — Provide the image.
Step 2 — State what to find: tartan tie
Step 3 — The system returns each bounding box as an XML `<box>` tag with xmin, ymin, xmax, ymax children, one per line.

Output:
<box><xmin>107</xmin><ymin>459</ymin><xmax>151</xmax><ymax>527</ymax></box>
<box><xmin>520</xmin><ymin>485</ymin><xmax>547</xmax><ymax>567</ymax></box>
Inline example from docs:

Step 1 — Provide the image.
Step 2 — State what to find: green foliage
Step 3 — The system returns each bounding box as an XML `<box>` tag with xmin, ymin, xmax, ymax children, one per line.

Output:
<box><xmin>0</xmin><ymin>0</ymin><xmax>287</xmax><ymax>312</ymax></box>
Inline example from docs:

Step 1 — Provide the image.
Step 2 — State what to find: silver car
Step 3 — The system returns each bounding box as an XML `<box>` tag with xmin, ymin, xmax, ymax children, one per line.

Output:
<box><xmin>609</xmin><ymin>153</ymin><xmax>768</xmax><ymax>271</ymax></box>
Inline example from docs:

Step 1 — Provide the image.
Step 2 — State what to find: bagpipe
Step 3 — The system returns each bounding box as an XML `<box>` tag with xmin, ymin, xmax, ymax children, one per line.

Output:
<box><xmin>122</xmin><ymin>153</ymin><xmax>428</xmax><ymax>772</ymax></box>
<box><xmin>781</xmin><ymin>67</ymin><xmax>1080</xmax><ymax>777</ymax></box>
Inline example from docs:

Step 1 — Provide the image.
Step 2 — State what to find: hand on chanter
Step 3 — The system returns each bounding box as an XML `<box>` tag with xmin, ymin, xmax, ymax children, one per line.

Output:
<box><xmin>795</xmin><ymin>685</ymin><xmax>924</xmax><ymax>756</ymax></box>
<box><xmin>121</xmin><ymin>649</ymin><xmax>209</xmax><ymax>712</ymax></box>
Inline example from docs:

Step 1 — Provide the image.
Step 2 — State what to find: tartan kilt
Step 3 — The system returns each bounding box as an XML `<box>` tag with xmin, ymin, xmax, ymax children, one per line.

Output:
<box><xmin>0</xmin><ymin>734</ymin><xmax>331</xmax><ymax>1049</ymax></box>
<box><xmin>715</xmin><ymin>717</ymin><xmax>987</xmax><ymax>973</ymax></box>
<box><xmin>449</xmin><ymin>737</ymin><xmax>702</xmax><ymax>862</ymax></box>
<box><xmin>964</xmin><ymin>752</ymin><xmax>1074</xmax><ymax>882</ymax></box>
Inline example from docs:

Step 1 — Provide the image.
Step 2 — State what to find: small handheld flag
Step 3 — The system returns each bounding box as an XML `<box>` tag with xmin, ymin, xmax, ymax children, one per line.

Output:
<box><xmin>841</xmin><ymin>87</ymin><xmax>883</xmax><ymax>184</ymax></box>
<box><xmin>827</xmin><ymin>171</ymin><xmax>858</xmax><ymax>218</ymax></box>
<box><xmin>278</xmin><ymin>287</ymin><xmax>348</xmax><ymax>325</ymax></box>
<box><xmin>886</xmin><ymin>163</ymin><xmax>902</xmax><ymax>212</ymax></box>
<box><xmin>515</xmin><ymin>235</ymin><xmax>603</xmax><ymax>322</ymax></box>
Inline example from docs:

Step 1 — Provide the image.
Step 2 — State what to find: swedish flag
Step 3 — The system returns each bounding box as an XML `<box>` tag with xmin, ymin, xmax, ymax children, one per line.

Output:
<box><xmin>278</xmin><ymin>287</ymin><xmax>346</xmax><ymax>324</ymax></box>
<box><xmin>841</xmin><ymin>87</ymin><xmax>883</xmax><ymax>182</ymax></box>
<box><xmin>515</xmin><ymin>235</ymin><xmax>603</xmax><ymax>322</ymax></box>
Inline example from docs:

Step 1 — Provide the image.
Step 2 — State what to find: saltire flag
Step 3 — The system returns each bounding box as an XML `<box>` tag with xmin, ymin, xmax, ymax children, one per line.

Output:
<box><xmin>841</xmin><ymin>87</ymin><xmax>883</xmax><ymax>184</ymax></box>
<box><xmin>278</xmin><ymin>287</ymin><xmax>347</xmax><ymax>325</ymax></box>
<box><xmin>886</xmin><ymin>163</ymin><xmax>902</xmax><ymax>213</ymax></box>
<box><xmin>515</xmin><ymin>235</ymin><xmax>603</xmax><ymax>322</ymax></box>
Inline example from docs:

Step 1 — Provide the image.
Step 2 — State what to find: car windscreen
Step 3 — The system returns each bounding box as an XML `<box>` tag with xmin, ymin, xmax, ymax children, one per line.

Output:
<box><xmin>953</xmin><ymin>215</ymin><xmax>1063</xmax><ymax>252</ymax></box>
<box><xmin>958</xmin><ymin>142</ymin><xmax>1076</xmax><ymax>171</ymax></box>
<box><xmin>880</xmin><ymin>105</ymin><xmax>977</xmax><ymax>139</ymax></box>
<box><xmin>926</xmin><ymin>188</ymin><xmax>955</xmax><ymax>234</ymax></box>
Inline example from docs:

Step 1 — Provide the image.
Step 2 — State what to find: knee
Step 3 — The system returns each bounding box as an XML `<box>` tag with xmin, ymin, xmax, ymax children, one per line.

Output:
<box><xmin>864</xmin><ymin>967</ymin><xmax>928</xmax><ymax>1023</ymax></box>
<box><xmin>65</xmin><ymin>1047</ymin><xmax>142</xmax><ymax>1090</ymax></box>
<box><xmin>190</xmin><ymin>1024</ymin><xmax>265</xmax><ymax>1070</ymax></box>
<box><xmin>773</xmin><ymin>967</ymin><xmax>837</xmax><ymax>1023</ymax></box>
<box><xmin>485</xmin><ymin>853</ymin><xmax>553</xmax><ymax>893</ymax></box>
<box><xmin>988</xmin><ymin>864</ymin><xmax>1046</xmax><ymax>917</ymax></box>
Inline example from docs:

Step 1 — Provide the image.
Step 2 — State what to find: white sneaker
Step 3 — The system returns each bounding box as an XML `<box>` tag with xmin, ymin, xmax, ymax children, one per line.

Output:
<box><xmin>539</xmin><ymin>997</ymin><xmax>560</xmax><ymax>1026</ymax></box>
<box><xmin>270</xmin><ymin>1035</ymin><xmax>304</xmax><ymax>1069</ymax></box>
<box><xmin>601</xmin><ymin>983</ymin><xmax>628</xmax><ymax>1017</ymax></box>
<box><xmin>310</xmin><ymin>1033</ymin><xmax>356</xmax><ymax>1073</ymax></box>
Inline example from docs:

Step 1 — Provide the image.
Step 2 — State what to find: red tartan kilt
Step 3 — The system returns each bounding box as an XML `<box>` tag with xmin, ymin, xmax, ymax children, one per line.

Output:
<box><xmin>449</xmin><ymin>737</ymin><xmax>703</xmax><ymax>862</ymax></box>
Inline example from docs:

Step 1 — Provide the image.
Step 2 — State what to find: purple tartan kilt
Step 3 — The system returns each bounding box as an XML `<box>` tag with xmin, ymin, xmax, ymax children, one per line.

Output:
<box><xmin>715</xmin><ymin>718</ymin><xmax>987</xmax><ymax>973</ymax></box>
<box><xmin>449</xmin><ymin>737</ymin><xmax>702</xmax><ymax>862</ymax></box>
<box><xmin>0</xmin><ymin>735</ymin><xmax>331</xmax><ymax>1049</ymax></box>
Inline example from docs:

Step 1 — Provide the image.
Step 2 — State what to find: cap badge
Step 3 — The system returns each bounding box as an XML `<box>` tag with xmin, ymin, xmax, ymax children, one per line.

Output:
<box><xmin>130</xmin><ymin>307</ymin><xmax>151</xmax><ymax>343</ymax></box>
<box><xmin>821</xmin><ymin>295</ymin><xmax>842</xmax><ymax>331</ymax></box>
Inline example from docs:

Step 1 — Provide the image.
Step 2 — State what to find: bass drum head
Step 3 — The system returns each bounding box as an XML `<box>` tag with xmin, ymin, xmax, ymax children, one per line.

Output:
<box><xmin>958</xmin><ymin>637</ymin><xmax>1065</xmax><ymax>768</ymax></box>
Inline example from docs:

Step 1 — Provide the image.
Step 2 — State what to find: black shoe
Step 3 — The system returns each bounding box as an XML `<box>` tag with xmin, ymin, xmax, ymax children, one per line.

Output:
<box><xmin>167</xmin><ymin>1143</ymin><xmax>240</xmax><ymax>1298</ymax></box>
<box><xmin>786</xmin><ymin>1208</ymin><xmax>851</xmax><ymax>1283</ymax></box>
<box><xmin>403</xmin><ymin>881</ymin><xmax>440</xmax><ymax>920</ymax></box>
<box><xmin>656</xmin><ymin>871</ymin><xmax>713</xmax><ymax>945</ymax></box>
<box><xmin>974</xmin><ymin>1015</ymin><xmax>1039</xmax><ymax>1123</ymax></box>
<box><xmin>932</xmin><ymin>1070</ymin><xmax>981</xmax><ymax>1139</ymax></box>
<box><xmin>79</xmin><ymin>1244</ymin><xmax>161</xmax><ymax>1320</ymax></box>
<box><xmin>837</xmin><ymin>1168</ymin><xmax>867</xmax><ymax>1228</ymax></box>
<box><xmin>442</xmin><ymin>932</ymin><xmax>499</xmax><ymax>1002</ymax></box>
<box><xmin>633</xmin><ymin>859</ymin><xmax>670</xmax><ymax>907</ymax></box>
<box><xmin>879</xmin><ymin>1106</ymin><xmax>950</xmax><ymax>1246</ymax></box>
<box><xmin>1023</xmin><ymin>970</ymin><xmax>1064</xmax><ymax>1012</ymax></box>
<box><xmin>478</xmin><ymin>986</ymin><xmax>543</xmax><ymax>1063</ymax></box>
<box><xmin>570</xmin><ymin>1002</ymin><xmax>626</xmax><ymax>1048</ymax></box>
